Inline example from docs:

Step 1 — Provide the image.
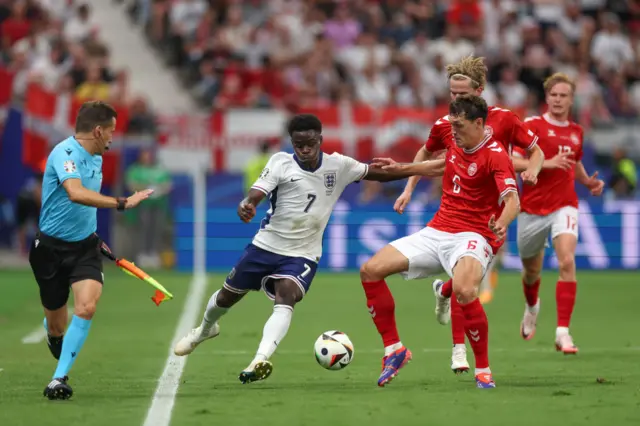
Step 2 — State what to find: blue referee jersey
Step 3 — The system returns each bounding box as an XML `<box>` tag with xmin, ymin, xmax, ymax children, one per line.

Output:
<box><xmin>39</xmin><ymin>137</ymin><xmax>103</xmax><ymax>242</ymax></box>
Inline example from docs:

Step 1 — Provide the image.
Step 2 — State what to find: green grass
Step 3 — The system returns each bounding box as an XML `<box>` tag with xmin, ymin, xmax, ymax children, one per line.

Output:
<box><xmin>0</xmin><ymin>268</ymin><xmax>639</xmax><ymax>426</ymax></box>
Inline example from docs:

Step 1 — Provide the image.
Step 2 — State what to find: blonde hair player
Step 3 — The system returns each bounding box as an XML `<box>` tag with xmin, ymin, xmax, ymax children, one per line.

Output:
<box><xmin>513</xmin><ymin>73</ymin><xmax>604</xmax><ymax>354</ymax></box>
<box><xmin>359</xmin><ymin>55</ymin><xmax>544</xmax><ymax>386</ymax></box>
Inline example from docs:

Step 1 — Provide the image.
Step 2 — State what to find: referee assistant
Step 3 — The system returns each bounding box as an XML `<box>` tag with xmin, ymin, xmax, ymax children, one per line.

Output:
<box><xmin>30</xmin><ymin>101</ymin><xmax>153</xmax><ymax>400</ymax></box>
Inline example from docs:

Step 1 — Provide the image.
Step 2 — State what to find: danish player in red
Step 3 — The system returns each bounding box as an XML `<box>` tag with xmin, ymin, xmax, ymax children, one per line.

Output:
<box><xmin>513</xmin><ymin>73</ymin><xmax>604</xmax><ymax>354</ymax></box>
<box><xmin>361</xmin><ymin>95</ymin><xmax>520</xmax><ymax>389</ymax></box>
<box><xmin>392</xmin><ymin>56</ymin><xmax>544</xmax><ymax>376</ymax></box>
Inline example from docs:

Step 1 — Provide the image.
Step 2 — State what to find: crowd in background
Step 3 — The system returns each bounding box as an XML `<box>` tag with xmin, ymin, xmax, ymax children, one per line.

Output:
<box><xmin>0</xmin><ymin>0</ymin><xmax>156</xmax><ymax>134</ymax></box>
<box><xmin>124</xmin><ymin>0</ymin><xmax>640</xmax><ymax>129</ymax></box>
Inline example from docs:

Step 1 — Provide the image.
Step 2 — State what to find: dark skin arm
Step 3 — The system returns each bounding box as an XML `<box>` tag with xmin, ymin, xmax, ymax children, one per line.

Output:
<box><xmin>364</xmin><ymin>158</ymin><xmax>446</xmax><ymax>182</ymax></box>
<box><xmin>237</xmin><ymin>188</ymin><xmax>267</xmax><ymax>223</ymax></box>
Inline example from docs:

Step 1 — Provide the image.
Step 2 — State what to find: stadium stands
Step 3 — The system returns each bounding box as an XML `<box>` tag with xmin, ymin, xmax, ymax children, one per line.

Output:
<box><xmin>0</xmin><ymin>0</ymin><xmax>156</xmax><ymax>135</ymax></box>
<box><xmin>124</xmin><ymin>0</ymin><xmax>637</xmax><ymax>129</ymax></box>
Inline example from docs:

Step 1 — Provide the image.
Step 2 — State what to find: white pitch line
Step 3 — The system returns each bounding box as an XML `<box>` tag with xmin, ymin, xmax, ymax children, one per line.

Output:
<box><xmin>142</xmin><ymin>273</ymin><xmax>208</xmax><ymax>426</ymax></box>
<box><xmin>21</xmin><ymin>309</ymin><xmax>74</xmax><ymax>344</ymax></box>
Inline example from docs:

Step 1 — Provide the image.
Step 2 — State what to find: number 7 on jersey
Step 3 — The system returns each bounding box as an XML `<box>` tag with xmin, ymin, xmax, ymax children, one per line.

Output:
<box><xmin>304</xmin><ymin>194</ymin><xmax>316</xmax><ymax>213</ymax></box>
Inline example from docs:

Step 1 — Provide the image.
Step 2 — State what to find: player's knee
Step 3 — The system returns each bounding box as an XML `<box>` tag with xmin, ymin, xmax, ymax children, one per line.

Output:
<box><xmin>74</xmin><ymin>301</ymin><xmax>97</xmax><ymax>319</ymax></box>
<box><xmin>557</xmin><ymin>252</ymin><xmax>576</xmax><ymax>276</ymax></box>
<box><xmin>216</xmin><ymin>288</ymin><xmax>243</xmax><ymax>308</ymax></box>
<box><xmin>522</xmin><ymin>265</ymin><xmax>542</xmax><ymax>284</ymax></box>
<box><xmin>360</xmin><ymin>260</ymin><xmax>382</xmax><ymax>282</ymax></box>
<box><xmin>274</xmin><ymin>280</ymin><xmax>302</xmax><ymax>306</ymax></box>
<box><xmin>453</xmin><ymin>280</ymin><xmax>477</xmax><ymax>304</ymax></box>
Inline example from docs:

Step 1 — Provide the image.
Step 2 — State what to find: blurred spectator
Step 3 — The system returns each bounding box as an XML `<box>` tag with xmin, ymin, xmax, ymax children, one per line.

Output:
<box><xmin>0</xmin><ymin>0</ymin><xmax>157</xmax><ymax>135</ymax></box>
<box><xmin>609</xmin><ymin>147</ymin><xmax>638</xmax><ymax>197</ymax></box>
<box><xmin>497</xmin><ymin>66</ymin><xmax>527</xmax><ymax>108</ymax></box>
<box><xmin>63</xmin><ymin>3</ymin><xmax>97</xmax><ymax>44</ymax></box>
<box><xmin>125</xmin><ymin>149</ymin><xmax>172</xmax><ymax>268</ymax></box>
<box><xmin>75</xmin><ymin>61</ymin><xmax>110</xmax><ymax>101</ymax></box>
<box><xmin>243</xmin><ymin>141</ymin><xmax>271</xmax><ymax>193</ymax></box>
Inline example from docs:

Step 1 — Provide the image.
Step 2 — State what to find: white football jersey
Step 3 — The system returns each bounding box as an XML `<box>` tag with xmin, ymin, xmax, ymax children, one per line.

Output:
<box><xmin>251</xmin><ymin>152</ymin><xmax>368</xmax><ymax>262</ymax></box>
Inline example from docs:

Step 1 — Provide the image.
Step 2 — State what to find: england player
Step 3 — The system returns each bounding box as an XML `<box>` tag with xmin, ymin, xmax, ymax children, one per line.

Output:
<box><xmin>173</xmin><ymin>114</ymin><xmax>445</xmax><ymax>383</ymax></box>
<box><xmin>514</xmin><ymin>73</ymin><xmax>604</xmax><ymax>353</ymax></box>
<box><xmin>368</xmin><ymin>55</ymin><xmax>544</xmax><ymax>377</ymax></box>
<box><xmin>361</xmin><ymin>95</ymin><xmax>520</xmax><ymax>388</ymax></box>
<box><xmin>31</xmin><ymin>101</ymin><xmax>153</xmax><ymax>400</ymax></box>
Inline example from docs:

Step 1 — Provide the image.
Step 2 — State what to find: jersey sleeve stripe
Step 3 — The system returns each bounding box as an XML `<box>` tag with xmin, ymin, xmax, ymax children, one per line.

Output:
<box><xmin>356</xmin><ymin>164</ymin><xmax>369</xmax><ymax>182</ymax></box>
<box><xmin>251</xmin><ymin>185</ymin><xmax>269</xmax><ymax>195</ymax></box>
<box><xmin>498</xmin><ymin>187</ymin><xmax>518</xmax><ymax>204</ymax></box>
<box><xmin>526</xmin><ymin>135</ymin><xmax>539</xmax><ymax>150</ymax></box>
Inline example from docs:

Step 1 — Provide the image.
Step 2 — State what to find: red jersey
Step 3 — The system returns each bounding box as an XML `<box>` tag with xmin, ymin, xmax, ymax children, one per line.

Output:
<box><xmin>516</xmin><ymin>113</ymin><xmax>584</xmax><ymax>216</ymax></box>
<box><xmin>425</xmin><ymin>106</ymin><xmax>539</xmax><ymax>155</ymax></box>
<box><xmin>428</xmin><ymin>134</ymin><xmax>519</xmax><ymax>253</ymax></box>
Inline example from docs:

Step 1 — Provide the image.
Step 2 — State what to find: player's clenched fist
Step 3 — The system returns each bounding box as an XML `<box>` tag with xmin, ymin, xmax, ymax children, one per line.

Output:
<box><xmin>237</xmin><ymin>200</ymin><xmax>256</xmax><ymax>223</ymax></box>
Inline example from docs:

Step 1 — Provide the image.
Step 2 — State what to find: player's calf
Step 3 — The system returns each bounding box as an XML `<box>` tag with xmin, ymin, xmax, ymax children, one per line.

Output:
<box><xmin>452</xmin><ymin>257</ymin><xmax>494</xmax><ymax>388</ymax></box>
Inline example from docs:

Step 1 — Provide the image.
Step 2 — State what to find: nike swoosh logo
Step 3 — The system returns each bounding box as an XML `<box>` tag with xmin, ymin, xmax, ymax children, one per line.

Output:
<box><xmin>290</xmin><ymin>178</ymin><xmax>302</xmax><ymax>182</ymax></box>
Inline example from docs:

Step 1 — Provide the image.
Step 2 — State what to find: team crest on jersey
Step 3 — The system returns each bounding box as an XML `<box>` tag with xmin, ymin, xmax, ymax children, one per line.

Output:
<box><xmin>484</xmin><ymin>125</ymin><xmax>494</xmax><ymax>137</ymax></box>
<box><xmin>570</xmin><ymin>133</ymin><xmax>580</xmax><ymax>145</ymax></box>
<box><xmin>63</xmin><ymin>160</ymin><xmax>76</xmax><ymax>173</ymax></box>
<box><xmin>324</xmin><ymin>172</ymin><xmax>336</xmax><ymax>194</ymax></box>
<box><xmin>468</xmin><ymin>162</ymin><xmax>478</xmax><ymax>177</ymax></box>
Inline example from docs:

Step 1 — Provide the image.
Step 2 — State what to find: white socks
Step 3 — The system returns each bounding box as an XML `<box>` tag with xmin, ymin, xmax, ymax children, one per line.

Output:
<box><xmin>384</xmin><ymin>342</ymin><xmax>404</xmax><ymax>357</ymax></box>
<box><xmin>201</xmin><ymin>290</ymin><xmax>228</xmax><ymax>334</ymax></box>
<box><xmin>254</xmin><ymin>304</ymin><xmax>294</xmax><ymax>362</ymax></box>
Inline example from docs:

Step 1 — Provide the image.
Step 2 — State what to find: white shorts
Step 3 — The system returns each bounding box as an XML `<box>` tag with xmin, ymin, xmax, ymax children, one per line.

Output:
<box><xmin>517</xmin><ymin>206</ymin><xmax>579</xmax><ymax>259</ymax></box>
<box><xmin>389</xmin><ymin>227</ymin><xmax>494</xmax><ymax>280</ymax></box>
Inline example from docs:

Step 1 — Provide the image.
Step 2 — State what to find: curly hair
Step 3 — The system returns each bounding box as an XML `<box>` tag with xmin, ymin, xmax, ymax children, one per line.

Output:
<box><xmin>543</xmin><ymin>72</ymin><xmax>575</xmax><ymax>94</ymax></box>
<box><xmin>445</xmin><ymin>55</ymin><xmax>487</xmax><ymax>89</ymax></box>
<box><xmin>287</xmin><ymin>114</ymin><xmax>322</xmax><ymax>136</ymax></box>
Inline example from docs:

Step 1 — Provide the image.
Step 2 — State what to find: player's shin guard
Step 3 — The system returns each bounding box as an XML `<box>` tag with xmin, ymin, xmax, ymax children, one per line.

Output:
<box><xmin>523</xmin><ymin>278</ymin><xmax>541</xmax><ymax>308</ymax></box>
<box><xmin>450</xmin><ymin>296</ymin><xmax>466</xmax><ymax>346</ymax></box>
<box><xmin>556</xmin><ymin>281</ymin><xmax>577</xmax><ymax>328</ymax></box>
<box><xmin>255</xmin><ymin>304</ymin><xmax>293</xmax><ymax>361</ymax></box>
<box><xmin>53</xmin><ymin>315</ymin><xmax>92</xmax><ymax>379</ymax></box>
<box><xmin>460</xmin><ymin>299</ymin><xmax>489</xmax><ymax>370</ymax></box>
<box><xmin>362</xmin><ymin>280</ymin><xmax>401</xmax><ymax>352</ymax></box>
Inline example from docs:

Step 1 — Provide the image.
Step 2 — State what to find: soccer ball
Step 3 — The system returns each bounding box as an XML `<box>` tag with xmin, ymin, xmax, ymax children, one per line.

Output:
<box><xmin>314</xmin><ymin>330</ymin><xmax>354</xmax><ymax>370</ymax></box>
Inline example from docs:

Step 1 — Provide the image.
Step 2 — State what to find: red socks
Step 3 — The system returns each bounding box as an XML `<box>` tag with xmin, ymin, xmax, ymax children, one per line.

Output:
<box><xmin>441</xmin><ymin>279</ymin><xmax>453</xmax><ymax>298</ymax></box>
<box><xmin>460</xmin><ymin>298</ymin><xmax>490</xmax><ymax>369</ymax></box>
<box><xmin>523</xmin><ymin>278</ymin><xmax>541</xmax><ymax>307</ymax></box>
<box><xmin>556</xmin><ymin>280</ymin><xmax>577</xmax><ymax>328</ymax></box>
<box><xmin>362</xmin><ymin>280</ymin><xmax>400</xmax><ymax>347</ymax></box>
<box><xmin>450</xmin><ymin>295</ymin><xmax>466</xmax><ymax>345</ymax></box>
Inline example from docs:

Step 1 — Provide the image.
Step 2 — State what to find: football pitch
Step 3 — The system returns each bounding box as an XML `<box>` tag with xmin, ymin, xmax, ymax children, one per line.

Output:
<box><xmin>1</xmin><ymin>268</ymin><xmax>638</xmax><ymax>426</ymax></box>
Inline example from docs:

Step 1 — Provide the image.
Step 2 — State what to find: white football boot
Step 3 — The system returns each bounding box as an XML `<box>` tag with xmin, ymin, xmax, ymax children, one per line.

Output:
<box><xmin>555</xmin><ymin>330</ymin><xmax>579</xmax><ymax>355</ymax></box>
<box><xmin>520</xmin><ymin>299</ymin><xmax>540</xmax><ymax>340</ymax></box>
<box><xmin>174</xmin><ymin>323</ymin><xmax>220</xmax><ymax>356</ymax></box>
<box><xmin>451</xmin><ymin>345</ymin><xmax>470</xmax><ymax>374</ymax></box>
<box><xmin>432</xmin><ymin>279</ymin><xmax>451</xmax><ymax>325</ymax></box>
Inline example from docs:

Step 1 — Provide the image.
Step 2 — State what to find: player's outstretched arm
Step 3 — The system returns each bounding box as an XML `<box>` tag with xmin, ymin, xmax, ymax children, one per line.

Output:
<box><xmin>366</xmin><ymin>158</ymin><xmax>446</xmax><ymax>182</ymax></box>
<box><xmin>63</xmin><ymin>178</ymin><xmax>153</xmax><ymax>209</ymax></box>
<box><xmin>401</xmin><ymin>146</ymin><xmax>434</xmax><ymax>193</ymax></box>
<box><xmin>512</xmin><ymin>151</ymin><xmax>575</xmax><ymax>172</ymax></box>
<box><xmin>237</xmin><ymin>188</ymin><xmax>267</xmax><ymax>223</ymax></box>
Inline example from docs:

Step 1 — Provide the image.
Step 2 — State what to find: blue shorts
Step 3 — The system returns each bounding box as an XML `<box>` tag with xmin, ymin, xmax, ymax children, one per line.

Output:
<box><xmin>224</xmin><ymin>244</ymin><xmax>318</xmax><ymax>300</ymax></box>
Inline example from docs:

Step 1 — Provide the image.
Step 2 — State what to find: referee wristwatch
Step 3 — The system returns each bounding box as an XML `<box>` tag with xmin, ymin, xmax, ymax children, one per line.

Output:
<box><xmin>116</xmin><ymin>197</ymin><xmax>127</xmax><ymax>211</ymax></box>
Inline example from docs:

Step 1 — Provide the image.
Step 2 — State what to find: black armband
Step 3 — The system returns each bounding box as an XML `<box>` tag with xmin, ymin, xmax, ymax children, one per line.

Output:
<box><xmin>116</xmin><ymin>197</ymin><xmax>127</xmax><ymax>211</ymax></box>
